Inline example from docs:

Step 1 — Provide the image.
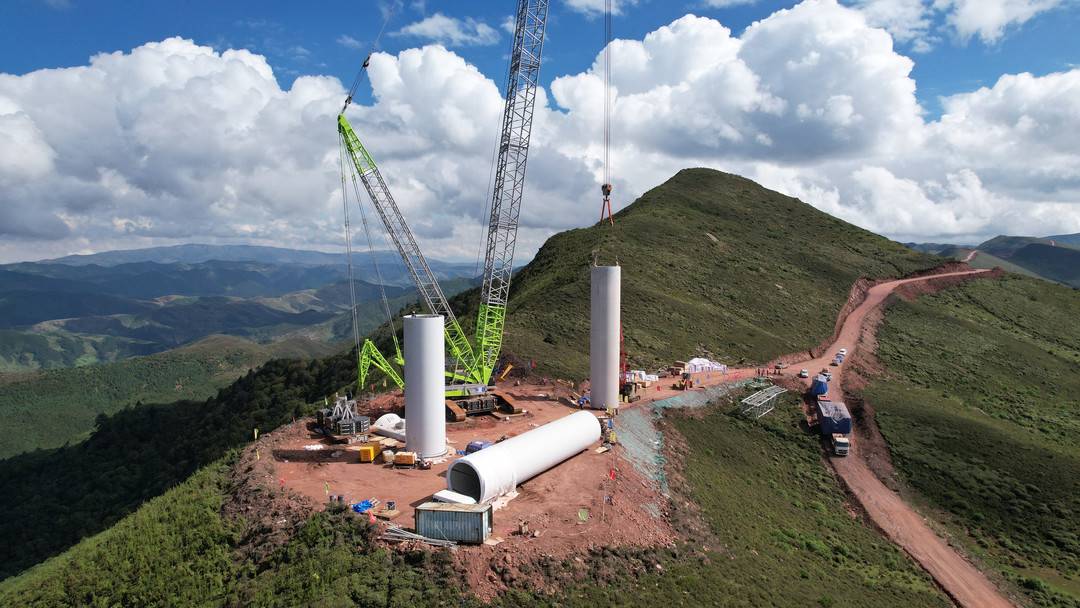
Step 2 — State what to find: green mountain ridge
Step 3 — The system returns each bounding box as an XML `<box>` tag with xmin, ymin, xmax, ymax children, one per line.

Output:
<box><xmin>495</xmin><ymin>168</ymin><xmax>939</xmax><ymax>377</ymax></box>
<box><xmin>905</xmin><ymin>234</ymin><xmax>1080</xmax><ymax>288</ymax></box>
<box><xmin>0</xmin><ymin>168</ymin><xmax>941</xmax><ymax>585</ymax></box>
<box><xmin>37</xmin><ymin>243</ymin><xmax>476</xmax><ymax>276</ymax></box>
<box><xmin>867</xmin><ymin>274</ymin><xmax>1080</xmax><ymax>606</ymax></box>
<box><xmin>977</xmin><ymin>236</ymin><xmax>1080</xmax><ymax>288</ymax></box>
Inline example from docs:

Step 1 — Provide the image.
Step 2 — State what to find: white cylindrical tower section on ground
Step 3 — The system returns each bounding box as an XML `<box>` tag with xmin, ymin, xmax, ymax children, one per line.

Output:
<box><xmin>404</xmin><ymin>314</ymin><xmax>446</xmax><ymax>458</ymax></box>
<box><xmin>447</xmin><ymin>410</ymin><xmax>601</xmax><ymax>503</ymax></box>
<box><xmin>590</xmin><ymin>265</ymin><xmax>621</xmax><ymax>410</ymax></box>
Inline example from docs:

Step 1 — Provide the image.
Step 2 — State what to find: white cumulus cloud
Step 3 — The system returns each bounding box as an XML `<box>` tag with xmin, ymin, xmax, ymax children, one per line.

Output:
<box><xmin>1</xmin><ymin>0</ymin><xmax>1079</xmax><ymax>264</ymax></box>
<box><xmin>564</xmin><ymin>0</ymin><xmax>639</xmax><ymax>17</ymax></box>
<box><xmin>394</xmin><ymin>13</ymin><xmax>500</xmax><ymax>47</ymax></box>
<box><xmin>936</xmin><ymin>0</ymin><xmax>1065</xmax><ymax>43</ymax></box>
<box><xmin>847</xmin><ymin>0</ymin><xmax>1065</xmax><ymax>49</ymax></box>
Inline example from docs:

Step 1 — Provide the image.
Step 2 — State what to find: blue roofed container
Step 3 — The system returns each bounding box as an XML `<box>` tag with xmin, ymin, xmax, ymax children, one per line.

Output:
<box><xmin>810</xmin><ymin>375</ymin><xmax>829</xmax><ymax>396</ymax></box>
<box><xmin>414</xmin><ymin>502</ymin><xmax>493</xmax><ymax>544</ymax></box>
<box><xmin>816</xmin><ymin>401</ymin><xmax>852</xmax><ymax>435</ymax></box>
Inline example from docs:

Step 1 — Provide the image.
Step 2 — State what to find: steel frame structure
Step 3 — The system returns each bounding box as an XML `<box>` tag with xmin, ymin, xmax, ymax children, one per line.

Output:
<box><xmin>475</xmin><ymin>0</ymin><xmax>550</xmax><ymax>383</ymax></box>
<box><xmin>338</xmin><ymin>116</ymin><xmax>477</xmax><ymax>382</ymax></box>
<box><xmin>337</xmin><ymin>0</ymin><xmax>549</xmax><ymax>390</ymax></box>
<box><xmin>739</xmin><ymin>385</ymin><xmax>788</xmax><ymax>418</ymax></box>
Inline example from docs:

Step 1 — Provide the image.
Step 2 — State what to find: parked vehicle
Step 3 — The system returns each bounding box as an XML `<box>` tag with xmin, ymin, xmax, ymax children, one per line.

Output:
<box><xmin>799</xmin><ymin>369</ymin><xmax>810</xmax><ymax>378</ymax></box>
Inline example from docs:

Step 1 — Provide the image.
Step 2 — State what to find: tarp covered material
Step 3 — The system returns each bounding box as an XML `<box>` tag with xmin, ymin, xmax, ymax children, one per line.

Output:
<box><xmin>816</xmin><ymin>401</ymin><xmax>852</xmax><ymax>435</ymax></box>
<box><xmin>686</xmin><ymin>358</ymin><xmax>727</xmax><ymax>373</ymax></box>
<box><xmin>810</xmin><ymin>376</ymin><xmax>829</xmax><ymax>396</ymax></box>
<box><xmin>372</xmin><ymin>413</ymin><xmax>406</xmax><ymax>442</ymax></box>
<box><xmin>432</xmin><ymin>489</ymin><xmax>477</xmax><ymax>505</ymax></box>
<box><xmin>352</xmin><ymin>499</ymin><xmax>375</xmax><ymax>513</ymax></box>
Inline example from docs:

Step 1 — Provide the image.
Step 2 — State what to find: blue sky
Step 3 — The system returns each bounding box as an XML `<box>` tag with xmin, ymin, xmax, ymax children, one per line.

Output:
<box><xmin>2</xmin><ymin>0</ymin><xmax>1079</xmax><ymax>262</ymax></box>
<box><xmin>3</xmin><ymin>0</ymin><xmax>1078</xmax><ymax>117</ymax></box>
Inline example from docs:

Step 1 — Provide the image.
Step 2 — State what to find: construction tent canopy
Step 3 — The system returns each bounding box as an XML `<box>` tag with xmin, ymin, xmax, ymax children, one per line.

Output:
<box><xmin>686</xmin><ymin>358</ymin><xmax>727</xmax><ymax>373</ymax></box>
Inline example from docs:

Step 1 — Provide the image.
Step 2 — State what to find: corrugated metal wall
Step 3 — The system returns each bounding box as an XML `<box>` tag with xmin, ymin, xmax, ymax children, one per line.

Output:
<box><xmin>414</xmin><ymin>506</ymin><xmax>491</xmax><ymax>544</ymax></box>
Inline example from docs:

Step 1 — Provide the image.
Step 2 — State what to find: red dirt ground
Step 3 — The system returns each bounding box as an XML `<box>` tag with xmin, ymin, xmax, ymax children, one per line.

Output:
<box><xmin>264</xmin><ymin>382</ymin><xmax>696</xmax><ymax>598</ymax></box>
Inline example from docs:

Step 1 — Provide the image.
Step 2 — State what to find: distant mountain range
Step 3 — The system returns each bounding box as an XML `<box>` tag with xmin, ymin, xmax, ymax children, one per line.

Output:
<box><xmin>0</xmin><ymin>245</ymin><xmax>481</xmax><ymax>372</ymax></box>
<box><xmin>42</xmin><ymin>243</ymin><xmax>467</xmax><ymax>270</ymax></box>
<box><xmin>906</xmin><ymin>234</ymin><xmax>1080</xmax><ymax>288</ymax></box>
<box><xmin>27</xmin><ymin>243</ymin><xmax>478</xmax><ymax>287</ymax></box>
<box><xmin>1047</xmin><ymin>233</ymin><xmax>1080</xmax><ymax>248</ymax></box>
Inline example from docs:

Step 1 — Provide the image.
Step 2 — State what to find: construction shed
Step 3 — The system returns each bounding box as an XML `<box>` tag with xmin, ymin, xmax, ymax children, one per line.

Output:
<box><xmin>414</xmin><ymin>502</ymin><xmax>493</xmax><ymax>544</ymax></box>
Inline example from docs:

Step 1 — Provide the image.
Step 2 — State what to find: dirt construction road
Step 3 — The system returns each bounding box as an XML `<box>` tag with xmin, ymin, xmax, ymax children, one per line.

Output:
<box><xmin>798</xmin><ymin>268</ymin><xmax>1015</xmax><ymax>608</ymax></box>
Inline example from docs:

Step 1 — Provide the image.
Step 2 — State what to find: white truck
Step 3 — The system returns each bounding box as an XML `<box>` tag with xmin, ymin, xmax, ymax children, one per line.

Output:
<box><xmin>831</xmin><ymin>433</ymin><xmax>850</xmax><ymax>456</ymax></box>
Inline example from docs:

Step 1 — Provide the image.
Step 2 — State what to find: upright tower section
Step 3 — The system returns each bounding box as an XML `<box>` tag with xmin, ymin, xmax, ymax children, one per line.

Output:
<box><xmin>404</xmin><ymin>314</ymin><xmax>447</xmax><ymax>457</ymax></box>
<box><xmin>590</xmin><ymin>265</ymin><xmax>621</xmax><ymax>410</ymax></box>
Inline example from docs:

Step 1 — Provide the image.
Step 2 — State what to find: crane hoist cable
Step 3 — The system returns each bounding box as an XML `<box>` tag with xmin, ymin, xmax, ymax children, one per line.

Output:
<box><xmin>338</xmin><ymin>0</ymin><xmax>549</xmax><ymax>390</ymax></box>
<box><xmin>339</xmin><ymin>141</ymin><xmax>363</xmax><ymax>362</ymax></box>
<box><xmin>342</xmin><ymin>4</ymin><xmax>396</xmax><ymax>113</ymax></box>
<box><xmin>340</xmin><ymin>133</ymin><xmax>406</xmax><ymax>390</ymax></box>
<box><xmin>599</xmin><ymin>0</ymin><xmax>614</xmax><ymax>226</ymax></box>
<box><xmin>337</xmin><ymin>4</ymin><xmax>406</xmax><ymax>393</ymax></box>
<box><xmin>348</xmin><ymin>167</ymin><xmax>402</xmax><ymax>364</ymax></box>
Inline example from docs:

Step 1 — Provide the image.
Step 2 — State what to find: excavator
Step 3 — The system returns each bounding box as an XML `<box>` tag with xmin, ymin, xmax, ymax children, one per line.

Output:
<box><xmin>337</xmin><ymin>0</ymin><xmax>550</xmax><ymax>420</ymax></box>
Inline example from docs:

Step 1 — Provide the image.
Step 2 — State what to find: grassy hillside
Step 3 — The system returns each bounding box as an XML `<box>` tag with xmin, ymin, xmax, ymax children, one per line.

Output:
<box><xmin>0</xmin><ymin>169</ymin><xmax>945</xmax><ymax>588</ymax></box>
<box><xmin>966</xmin><ymin>250</ymin><xmax>1045</xmax><ymax>278</ymax></box>
<box><xmin>0</xmin><ymin>329</ymin><xmax>159</xmax><ymax>371</ymax></box>
<box><xmin>974</xmin><ymin>236</ymin><xmax>1080</xmax><ymax>288</ymax></box>
<box><xmin>0</xmin><ymin>399</ymin><xmax>949</xmax><ymax>608</ymax></box>
<box><xmin>0</xmin><ymin>458</ymin><xmax>464</xmax><ymax>607</ymax></box>
<box><xmin>866</xmin><ymin>275</ymin><xmax>1080</xmax><ymax>607</ymax></box>
<box><xmin>0</xmin><ymin>335</ymin><xmax>335</xmax><ymax>458</ymax></box>
<box><xmin>498</xmin><ymin>168</ymin><xmax>938</xmax><ymax>378</ymax></box>
<box><xmin>1010</xmin><ymin>244</ymin><xmax>1080</xmax><ymax>287</ymax></box>
<box><xmin>565</xmin><ymin>403</ymin><xmax>947</xmax><ymax>607</ymax></box>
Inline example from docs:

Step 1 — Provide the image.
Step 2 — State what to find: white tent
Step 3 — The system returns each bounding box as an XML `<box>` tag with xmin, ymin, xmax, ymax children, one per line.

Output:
<box><xmin>686</xmin><ymin>357</ymin><xmax>727</xmax><ymax>373</ymax></box>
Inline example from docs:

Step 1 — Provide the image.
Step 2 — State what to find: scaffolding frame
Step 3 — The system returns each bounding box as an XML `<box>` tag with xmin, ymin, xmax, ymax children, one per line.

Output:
<box><xmin>739</xmin><ymin>385</ymin><xmax>789</xmax><ymax>418</ymax></box>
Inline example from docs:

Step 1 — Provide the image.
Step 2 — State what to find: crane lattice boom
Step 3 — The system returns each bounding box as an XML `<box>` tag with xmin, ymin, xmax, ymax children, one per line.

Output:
<box><xmin>475</xmin><ymin>0</ymin><xmax>550</xmax><ymax>383</ymax></box>
<box><xmin>338</xmin><ymin>116</ymin><xmax>478</xmax><ymax>382</ymax></box>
